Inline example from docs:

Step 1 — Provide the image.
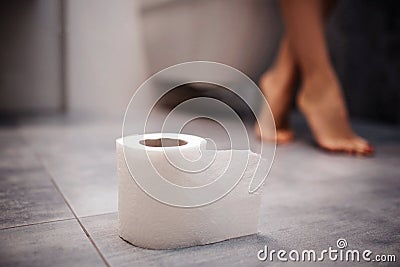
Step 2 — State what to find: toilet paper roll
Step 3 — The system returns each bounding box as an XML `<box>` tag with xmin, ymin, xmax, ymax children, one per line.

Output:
<box><xmin>117</xmin><ymin>133</ymin><xmax>263</xmax><ymax>249</ymax></box>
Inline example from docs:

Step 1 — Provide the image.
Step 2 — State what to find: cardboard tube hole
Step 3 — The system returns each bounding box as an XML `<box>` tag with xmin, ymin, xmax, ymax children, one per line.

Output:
<box><xmin>139</xmin><ymin>138</ymin><xmax>187</xmax><ymax>147</ymax></box>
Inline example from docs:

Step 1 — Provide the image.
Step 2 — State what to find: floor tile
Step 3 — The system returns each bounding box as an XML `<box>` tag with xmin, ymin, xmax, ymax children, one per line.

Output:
<box><xmin>0</xmin><ymin>128</ymin><xmax>73</xmax><ymax>229</ymax></box>
<box><xmin>0</xmin><ymin>219</ymin><xmax>105</xmax><ymax>267</ymax></box>
<box><xmin>0</xmin><ymin>167</ymin><xmax>74</xmax><ymax>229</ymax></box>
<box><xmin>0</xmin><ymin>128</ymin><xmax>41</xmax><ymax>171</ymax></box>
<box><xmin>262</xmin><ymin>144</ymin><xmax>400</xmax><ymax>255</ymax></box>
<box><xmin>10</xmin><ymin>112</ymin><xmax>399</xmax><ymax>266</ymax></box>
<box><xmin>81</xmin><ymin>213</ymin><xmax>280</xmax><ymax>267</ymax></box>
<box><xmin>19</xmin><ymin>119</ymin><xmax>120</xmax><ymax>217</ymax></box>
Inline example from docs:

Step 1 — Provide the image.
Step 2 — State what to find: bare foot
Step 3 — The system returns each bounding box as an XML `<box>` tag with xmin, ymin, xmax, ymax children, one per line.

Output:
<box><xmin>256</xmin><ymin>69</ymin><xmax>295</xmax><ymax>144</ymax></box>
<box><xmin>297</xmin><ymin>72</ymin><xmax>374</xmax><ymax>156</ymax></box>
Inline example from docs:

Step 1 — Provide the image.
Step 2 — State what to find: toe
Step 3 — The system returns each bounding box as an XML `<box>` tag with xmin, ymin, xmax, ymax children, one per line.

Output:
<box><xmin>318</xmin><ymin>137</ymin><xmax>374</xmax><ymax>156</ymax></box>
<box><xmin>254</xmin><ymin>124</ymin><xmax>294</xmax><ymax>145</ymax></box>
<box><xmin>353</xmin><ymin>137</ymin><xmax>374</xmax><ymax>156</ymax></box>
<box><xmin>276</xmin><ymin>130</ymin><xmax>294</xmax><ymax>144</ymax></box>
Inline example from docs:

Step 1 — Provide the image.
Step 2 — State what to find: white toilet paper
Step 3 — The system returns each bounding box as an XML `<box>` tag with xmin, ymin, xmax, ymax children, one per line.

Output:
<box><xmin>116</xmin><ymin>133</ymin><xmax>263</xmax><ymax>249</ymax></box>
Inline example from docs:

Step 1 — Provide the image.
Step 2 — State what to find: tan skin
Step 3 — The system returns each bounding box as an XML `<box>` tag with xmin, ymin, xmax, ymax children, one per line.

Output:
<box><xmin>256</xmin><ymin>0</ymin><xmax>373</xmax><ymax>156</ymax></box>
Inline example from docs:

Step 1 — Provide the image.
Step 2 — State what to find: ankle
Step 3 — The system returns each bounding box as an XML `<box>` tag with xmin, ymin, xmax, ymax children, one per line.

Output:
<box><xmin>302</xmin><ymin>69</ymin><xmax>339</xmax><ymax>93</ymax></box>
<box><xmin>297</xmin><ymin>71</ymin><xmax>348</xmax><ymax>118</ymax></box>
<box><xmin>261</xmin><ymin>66</ymin><xmax>296</xmax><ymax>88</ymax></box>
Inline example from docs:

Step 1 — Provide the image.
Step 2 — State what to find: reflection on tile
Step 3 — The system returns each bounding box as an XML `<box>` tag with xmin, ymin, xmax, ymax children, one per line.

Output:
<box><xmin>0</xmin><ymin>219</ymin><xmax>105</xmax><ymax>267</ymax></box>
<box><xmin>19</xmin><ymin>119</ymin><xmax>120</xmax><ymax>217</ymax></box>
<box><xmin>0</xmin><ymin>129</ymin><xmax>41</xmax><ymax>170</ymax></box>
<box><xmin>81</xmin><ymin>213</ymin><xmax>278</xmax><ymax>267</ymax></box>
<box><xmin>42</xmin><ymin>154</ymin><xmax>117</xmax><ymax>217</ymax></box>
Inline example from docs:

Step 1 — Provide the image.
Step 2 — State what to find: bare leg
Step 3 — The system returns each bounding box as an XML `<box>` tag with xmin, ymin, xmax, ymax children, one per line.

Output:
<box><xmin>256</xmin><ymin>1</ymin><xmax>334</xmax><ymax>144</ymax></box>
<box><xmin>256</xmin><ymin>35</ymin><xmax>297</xmax><ymax>144</ymax></box>
<box><xmin>280</xmin><ymin>0</ymin><xmax>373</xmax><ymax>155</ymax></box>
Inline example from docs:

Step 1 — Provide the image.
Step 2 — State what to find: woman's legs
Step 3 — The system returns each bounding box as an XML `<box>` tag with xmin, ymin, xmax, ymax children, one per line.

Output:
<box><xmin>257</xmin><ymin>35</ymin><xmax>297</xmax><ymax>143</ymax></box>
<box><xmin>257</xmin><ymin>1</ymin><xmax>335</xmax><ymax>144</ymax></box>
<box><xmin>279</xmin><ymin>0</ymin><xmax>373</xmax><ymax>155</ymax></box>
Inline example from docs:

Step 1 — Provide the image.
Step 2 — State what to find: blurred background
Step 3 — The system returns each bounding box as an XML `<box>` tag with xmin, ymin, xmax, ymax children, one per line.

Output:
<box><xmin>1</xmin><ymin>0</ymin><xmax>399</xmax><ymax>123</ymax></box>
<box><xmin>1</xmin><ymin>1</ymin><xmax>400</xmax><ymax>266</ymax></box>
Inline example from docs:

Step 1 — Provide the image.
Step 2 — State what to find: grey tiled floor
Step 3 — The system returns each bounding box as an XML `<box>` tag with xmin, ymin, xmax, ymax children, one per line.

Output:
<box><xmin>1</xmin><ymin>111</ymin><xmax>399</xmax><ymax>266</ymax></box>
<box><xmin>0</xmin><ymin>219</ymin><xmax>104</xmax><ymax>267</ymax></box>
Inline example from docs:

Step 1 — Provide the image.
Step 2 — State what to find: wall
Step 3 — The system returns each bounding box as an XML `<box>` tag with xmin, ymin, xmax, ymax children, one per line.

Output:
<box><xmin>0</xmin><ymin>0</ymin><xmax>63</xmax><ymax>114</ymax></box>
<box><xmin>329</xmin><ymin>0</ymin><xmax>400</xmax><ymax>123</ymax></box>
<box><xmin>65</xmin><ymin>0</ymin><xmax>147</xmax><ymax>115</ymax></box>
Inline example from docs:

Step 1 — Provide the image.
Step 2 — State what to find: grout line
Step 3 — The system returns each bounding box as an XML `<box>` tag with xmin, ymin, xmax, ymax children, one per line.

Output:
<box><xmin>0</xmin><ymin>217</ymin><xmax>75</xmax><ymax>231</ymax></box>
<box><xmin>17</xmin><ymin>130</ymin><xmax>111</xmax><ymax>267</ymax></box>
<box><xmin>79</xmin><ymin>211</ymin><xmax>118</xmax><ymax>220</ymax></box>
<box><xmin>47</xmin><ymin>177</ymin><xmax>111</xmax><ymax>267</ymax></box>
